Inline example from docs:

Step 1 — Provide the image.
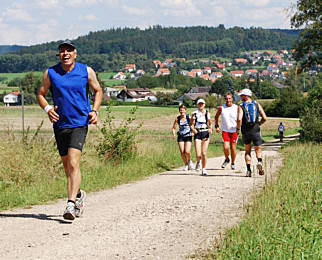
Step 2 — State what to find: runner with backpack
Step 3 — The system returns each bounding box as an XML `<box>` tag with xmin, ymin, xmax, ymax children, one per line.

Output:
<box><xmin>237</xmin><ymin>89</ymin><xmax>267</xmax><ymax>177</ymax></box>
<box><xmin>172</xmin><ymin>105</ymin><xmax>194</xmax><ymax>171</ymax></box>
<box><xmin>190</xmin><ymin>99</ymin><xmax>213</xmax><ymax>176</ymax></box>
<box><xmin>278</xmin><ymin>121</ymin><xmax>285</xmax><ymax>142</ymax></box>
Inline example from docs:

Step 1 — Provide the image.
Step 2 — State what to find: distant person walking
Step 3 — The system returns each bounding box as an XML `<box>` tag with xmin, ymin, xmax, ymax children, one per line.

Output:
<box><xmin>190</xmin><ymin>99</ymin><xmax>213</xmax><ymax>176</ymax></box>
<box><xmin>237</xmin><ymin>89</ymin><xmax>267</xmax><ymax>177</ymax></box>
<box><xmin>172</xmin><ymin>105</ymin><xmax>193</xmax><ymax>171</ymax></box>
<box><xmin>37</xmin><ymin>40</ymin><xmax>103</xmax><ymax>220</ymax></box>
<box><xmin>214</xmin><ymin>92</ymin><xmax>240</xmax><ymax>170</ymax></box>
<box><xmin>278</xmin><ymin>121</ymin><xmax>285</xmax><ymax>142</ymax></box>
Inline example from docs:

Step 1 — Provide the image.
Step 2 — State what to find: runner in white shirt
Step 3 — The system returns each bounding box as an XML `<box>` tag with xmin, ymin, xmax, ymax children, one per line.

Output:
<box><xmin>190</xmin><ymin>99</ymin><xmax>213</xmax><ymax>176</ymax></box>
<box><xmin>214</xmin><ymin>93</ymin><xmax>240</xmax><ymax>170</ymax></box>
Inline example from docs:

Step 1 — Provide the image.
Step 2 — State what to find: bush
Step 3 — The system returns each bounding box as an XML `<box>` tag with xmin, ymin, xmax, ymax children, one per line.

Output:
<box><xmin>96</xmin><ymin>104</ymin><xmax>142</xmax><ymax>162</ymax></box>
<box><xmin>300</xmin><ymin>84</ymin><xmax>322</xmax><ymax>142</ymax></box>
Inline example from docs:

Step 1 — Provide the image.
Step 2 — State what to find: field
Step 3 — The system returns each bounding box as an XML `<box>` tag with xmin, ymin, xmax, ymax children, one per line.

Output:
<box><xmin>0</xmin><ymin>105</ymin><xmax>300</xmax><ymax>211</ymax></box>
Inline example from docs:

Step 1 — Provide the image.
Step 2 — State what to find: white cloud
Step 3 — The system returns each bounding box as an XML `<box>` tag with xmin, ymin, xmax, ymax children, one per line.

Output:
<box><xmin>79</xmin><ymin>14</ymin><xmax>99</xmax><ymax>21</ymax></box>
<box><xmin>160</xmin><ymin>0</ymin><xmax>201</xmax><ymax>17</ymax></box>
<box><xmin>241</xmin><ymin>0</ymin><xmax>270</xmax><ymax>7</ymax></box>
<box><xmin>3</xmin><ymin>7</ymin><xmax>34</xmax><ymax>22</ymax></box>
<box><xmin>65</xmin><ymin>0</ymin><xmax>102</xmax><ymax>7</ymax></box>
<box><xmin>35</xmin><ymin>0</ymin><xmax>60</xmax><ymax>9</ymax></box>
<box><xmin>122</xmin><ymin>5</ymin><xmax>148</xmax><ymax>16</ymax></box>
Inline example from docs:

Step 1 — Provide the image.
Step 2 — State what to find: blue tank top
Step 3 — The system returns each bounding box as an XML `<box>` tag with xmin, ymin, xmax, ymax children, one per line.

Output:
<box><xmin>48</xmin><ymin>62</ymin><xmax>91</xmax><ymax>129</ymax></box>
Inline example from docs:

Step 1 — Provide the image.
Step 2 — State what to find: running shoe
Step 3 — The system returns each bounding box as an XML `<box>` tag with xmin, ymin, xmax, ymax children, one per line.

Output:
<box><xmin>201</xmin><ymin>168</ymin><xmax>208</xmax><ymax>176</ymax></box>
<box><xmin>221</xmin><ymin>159</ymin><xmax>230</xmax><ymax>169</ymax></box>
<box><xmin>195</xmin><ymin>162</ymin><xmax>201</xmax><ymax>171</ymax></box>
<box><xmin>188</xmin><ymin>160</ymin><xmax>194</xmax><ymax>170</ymax></box>
<box><xmin>184</xmin><ymin>164</ymin><xmax>189</xmax><ymax>171</ymax></box>
<box><xmin>257</xmin><ymin>162</ymin><xmax>264</xmax><ymax>175</ymax></box>
<box><xmin>75</xmin><ymin>190</ymin><xmax>86</xmax><ymax>218</ymax></box>
<box><xmin>231</xmin><ymin>163</ymin><xmax>236</xmax><ymax>170</ymax></box>
<box><xmin>246</xmin><ymin>170</ymin><xmax>252</xmax><ymax>177</ymax></box>
<box><xmin>63</xmin><ymin>202</ymin><xmax>76</xmax><ymax>220</ymax></box>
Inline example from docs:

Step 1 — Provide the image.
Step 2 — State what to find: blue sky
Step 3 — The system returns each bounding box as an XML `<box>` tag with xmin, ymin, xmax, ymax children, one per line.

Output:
<box><xmin>0</xmin><ymin>0</ymin><xmax>296</xmax><ymax>46</ymax></box>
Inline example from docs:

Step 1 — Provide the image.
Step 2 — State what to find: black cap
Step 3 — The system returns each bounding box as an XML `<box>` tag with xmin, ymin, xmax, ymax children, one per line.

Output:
<box><xmin>58</xmin><ymin>40</ymin><xmax>76</xmax><ymax>49</ymax></box>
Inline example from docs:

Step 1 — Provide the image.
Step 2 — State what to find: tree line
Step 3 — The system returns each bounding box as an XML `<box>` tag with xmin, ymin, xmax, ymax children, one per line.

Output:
<box><xmin>0</xmin><ymin>25</ymin><xmax>299</xmax><ymax>73</ymax></box>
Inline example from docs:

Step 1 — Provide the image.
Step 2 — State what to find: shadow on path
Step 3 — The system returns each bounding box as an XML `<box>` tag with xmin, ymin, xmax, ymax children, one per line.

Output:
<box><xmin>0</xmin><ymin>213</ymin><xmax>72</xmax><ymax>224</ymax></box>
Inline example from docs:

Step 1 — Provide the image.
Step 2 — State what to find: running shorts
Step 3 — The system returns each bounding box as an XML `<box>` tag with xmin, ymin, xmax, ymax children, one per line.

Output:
<box><xmin>177</xmin><ymin>135</ymin><xmax>192</xmax><ymax>143</ymax></box>
<box><xmin>54</xmin><ymin>126</ymin><xmax>88</xmax><ymax>156</ymax></box>
<box><xmin>242</xmin><ymin>131</ymin><xmax>262</xmax><ymax>146</ymax></box>
<box><xmin>194</xmin><ymin>130</ymin><xmax>209</xmax><ymax>140</ymax></box>
<box><xmin>222</xmin><ymin>131</ymin><xmax>239</xmax><ymax>143</ymax></box>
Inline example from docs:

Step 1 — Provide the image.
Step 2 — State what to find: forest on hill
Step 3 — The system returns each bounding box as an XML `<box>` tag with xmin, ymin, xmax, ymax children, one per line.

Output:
<box><xmin>0</xmin><ymin>25</ymin><xmax>299</xmax><ymax>73</ymax></box>
<box><xmin>0</xmin><ymin>45</ymin><xmax>26</xmax><ymax>55</ymax></box>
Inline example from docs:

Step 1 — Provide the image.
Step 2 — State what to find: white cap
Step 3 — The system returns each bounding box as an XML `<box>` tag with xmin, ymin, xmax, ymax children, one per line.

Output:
<box><xmin>197</xmin><ymin>98</ymin><xmax>206</xmax><ymax>104</ymax></box>
<box><xmin>238</xmin><ymin>88</ymin><xmax>252</xmax><ymax>97</ymax></box>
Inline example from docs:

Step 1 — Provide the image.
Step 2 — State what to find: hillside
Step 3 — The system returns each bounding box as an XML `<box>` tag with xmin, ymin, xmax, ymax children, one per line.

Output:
<box><xmin>0</xmin><ymin>45</ymin><xmax>26</xmax><ymax>55</ymax></box>
<box><xmin>0</xmin><ymin>26</ymin><xmax>299</xmax><ymax>73</ymax></box>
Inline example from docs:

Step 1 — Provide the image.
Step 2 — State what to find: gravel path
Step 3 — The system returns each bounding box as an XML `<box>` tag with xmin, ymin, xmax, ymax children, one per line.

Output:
<box><xmin>0</xmin><ymin>136</ymin><xmax>297</xmax><ymax>260</ymax></box>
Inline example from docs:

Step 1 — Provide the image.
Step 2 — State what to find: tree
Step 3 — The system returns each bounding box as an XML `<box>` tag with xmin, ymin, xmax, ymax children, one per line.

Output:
<box><xmin>299</xmin><ymin>79</ymin><xmax>322</xmax><ymax>142</ymax></box>
<box><xmin>290</xmin><ymin>0</ymin><xmax>322</xmax><ymax>72</ymax></box>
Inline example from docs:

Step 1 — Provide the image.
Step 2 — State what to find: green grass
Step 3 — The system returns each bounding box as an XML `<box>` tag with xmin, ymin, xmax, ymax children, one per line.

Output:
<box><xmin>200</xmin><ymin>141</ymin><xmax>321</xmax><ymax>259</ymax></box>
<box><xmin>0</xmin><ymin>72</ymin><xmax>42</xmax><ymax>84</ymax></box>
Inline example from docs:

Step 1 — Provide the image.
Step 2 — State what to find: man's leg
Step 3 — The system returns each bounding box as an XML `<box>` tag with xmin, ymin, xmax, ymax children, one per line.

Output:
<box><xmin>254</xmin><ymin>145</ymin><xmax>264</xmax><ymax>175</ymax></box>
<box><xmin>223</xmin><ymin>142</ymin><xmax>230</xmax><ymax>161</ymax></box>
<box><xmin>231</xmin><ymin>142</ymin><xmax>237</xmax><ymax>164</ymax></box>
<box><xmin>65</xmin><ymin>148</ymin><xmax>82</xmax><ymax>202</ymax></box>
<box><xmin>244</xmin><ymin>144</ymin><xmax>252</xmax><ymax>176</ymax></box>
<box><xmin>254</xmin><ymin>145</ymin><xmax>262</xmax><ymax>160</ymax></box>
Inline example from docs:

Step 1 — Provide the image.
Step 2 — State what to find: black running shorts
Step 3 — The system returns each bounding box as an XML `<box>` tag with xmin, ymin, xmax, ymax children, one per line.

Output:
<box><xmin>242</xmin><ymin>131</ymin><xmax>262</xmax><ymax>146</ymax></box>
<box><xmin>54</xmin><ymin>126</ymin><xmax>88</xmax><ymax>156</ymax></box>
<box><xmin>194</xmin><ymin>130</ymin><xmax>209</xmax><ymax>140</ymax></box>
<box><xmin>177</xmin><ymin>135</ymin><xmax>192</xmax><ymax>143</ymax></box>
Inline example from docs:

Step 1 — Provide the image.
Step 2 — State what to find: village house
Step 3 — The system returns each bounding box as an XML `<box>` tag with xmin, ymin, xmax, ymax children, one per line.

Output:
<box><xmin>3</xmin><ymin>92</ymin><xmax>20</xmax><ymax>106</ymax></box>
<box><xmin>103</xmin><ymin>87</ymin><xmax>120</xmax><ymax>101</ymax></box>
<box><xmin>245</xmin><ymin>69</ymin><xmax>259</xmax><ymax>76</ymax></box>
<box><xmin>189</xmin><ymin>86</ymin><xmax>211</xmax><ymax>94</ymax></box>
<box><xmin>230</xmin><ymin>70</ymin><xmax>244</xmax><ymax>77</ymax></box>
<box><xmin>123</xmin><ymin>64</ymin><xmax>136</xmax><ymax>72</ymax></box>
<box><xmin>234</xmin><ymin>58</ymin><xmax>248</xmax><ymax>64</ymax></box>
<box><xmin>203</xmin><ymin>67</ymin><xmax>211</xmax><ymax>74</ymax></box>
<box><xmin>267</xmin><ymin>64</ymin><xmax>279</xmax><ymax>74</ymax></box>
<box><xmin>113</xmin><ymin>72</ymin><xmax>126</xmax><ymax>80</ymax></box>
<box><xmin>210</xmin><ymin>72</ymin><xmax>223</xmax><ymax>79</ymax></box>
<box><xmin>216</xmin><ymin>63</ymin><xmax>226</xmax><ymax>70</ymax></box>
<box><xmin>117</xmin><ymin>88</ymin><xmax>157</xmax><ymax>102</ymax></box>
<box><xmin>153</xmin><ymin>60</ymin><xmax>161</xmax><ymax>68</ymax></box>
<box><xmin>155</xmin><ymin>68</ymin><xmax>171</xmax><ymax>76</ymax></box>
<box><xmin>191</xmin><ymin>69</ymin><xmax>203</xmax><ymax>77</ymax></box>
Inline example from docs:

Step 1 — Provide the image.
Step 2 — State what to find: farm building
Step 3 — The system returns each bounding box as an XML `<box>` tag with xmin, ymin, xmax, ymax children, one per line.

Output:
<box><xmin>3</xmin><ymin>92</ymin><xmax>20</xmax><ymax>106</ymax></box>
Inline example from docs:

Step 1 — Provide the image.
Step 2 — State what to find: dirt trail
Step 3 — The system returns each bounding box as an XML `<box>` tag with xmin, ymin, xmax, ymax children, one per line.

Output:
<box><xmin>0</xmin><ymin>136</ymin><xmax>298</xmax><ymax>260</ymax></box>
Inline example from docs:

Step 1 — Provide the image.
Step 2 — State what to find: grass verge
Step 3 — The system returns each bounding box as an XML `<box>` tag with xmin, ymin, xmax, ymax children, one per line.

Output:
<box><xmin>200</xmin><ymin>141</ymin><xmax>321</xmax><ymax>259</ymax></box>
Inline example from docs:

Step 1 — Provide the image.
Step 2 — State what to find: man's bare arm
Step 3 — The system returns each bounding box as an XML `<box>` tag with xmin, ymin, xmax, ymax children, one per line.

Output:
<box><xmin>87</xmin><ymin>67</ymin><xmax>103</xmax><ymax>124</ymax></box>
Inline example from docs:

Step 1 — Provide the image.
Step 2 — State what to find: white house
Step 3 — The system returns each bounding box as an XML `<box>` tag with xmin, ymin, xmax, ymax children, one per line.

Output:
<box><xmin>113</xmin><ymin>72</ymin><xmax>126</xmax><ymax>80</ymax></box>
<box><xmin>3</xmin><ymin>92</ymin><xmax>20</xmax><ymax>106</ymax></box>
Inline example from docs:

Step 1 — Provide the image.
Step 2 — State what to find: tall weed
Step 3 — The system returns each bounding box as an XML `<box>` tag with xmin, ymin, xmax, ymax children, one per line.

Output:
<box><xmin>96</xmin><ymin>104</ymin><xmax>142</xmax><ymax>162</ymax></box>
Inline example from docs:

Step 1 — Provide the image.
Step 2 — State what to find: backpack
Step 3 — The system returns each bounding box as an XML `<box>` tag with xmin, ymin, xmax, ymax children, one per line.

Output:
<box><xmin>241</xmin><ymin>101</ymin><xmax>259</xmax><ymax>126</ymax></box>
<box><xmin>193</xmin><ymin>110</ymin><xmax>208</xmax><ymax>125</ymax></box>
<box><xmin>177</xmin><ymin>114</ymin><xmax>190</xmax><ymax>125</ymax></box>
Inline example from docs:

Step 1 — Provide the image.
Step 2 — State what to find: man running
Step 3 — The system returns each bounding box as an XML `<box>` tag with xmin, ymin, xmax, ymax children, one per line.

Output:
<box><xmin>278</xmin><ymin>121</ymin><xmax>285</xmax><ymax>142</ymax></box>
<box><xmin>214</xmin><ymin>92</ymin><xmax>240</xmax><ymax>170</ymax></box>
<box><xmin>237</xmin><ymin>89</ymin><xmax>267</xmax><ymax>177</ymax></box>
<box><xmin>37</xmin><ymin>40</ymin><xmax>103</xmax><ymax>220</ymax></box>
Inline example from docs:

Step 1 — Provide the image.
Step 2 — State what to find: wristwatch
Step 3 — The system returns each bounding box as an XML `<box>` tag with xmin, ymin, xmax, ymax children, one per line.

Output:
<box><xmin>92</xmin><ymin>109</ymin><xmax>98</xmax><ymax>115</ymax></box>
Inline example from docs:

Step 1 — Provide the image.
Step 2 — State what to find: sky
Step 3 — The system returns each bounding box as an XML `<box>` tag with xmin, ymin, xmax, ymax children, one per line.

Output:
<box><xmin>0</xmin><ymin>0</ymin><xmax>297</xmax><ymax>46</ymax></box>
